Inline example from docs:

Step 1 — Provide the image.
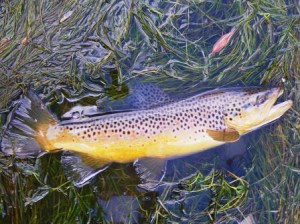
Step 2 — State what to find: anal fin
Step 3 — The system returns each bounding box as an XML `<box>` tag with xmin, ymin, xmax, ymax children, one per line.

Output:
<box><xmin>61</xmin><ymin>152</ymin><xmax>110</xmax><ymax>187</ymax></box>
<box><xmin>134</xmin><ymin>158</ymin><xmax>167</xmax><ymax>190</ymax></box>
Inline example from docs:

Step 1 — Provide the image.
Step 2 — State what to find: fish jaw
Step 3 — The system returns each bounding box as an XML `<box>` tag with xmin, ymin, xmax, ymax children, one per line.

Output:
<box><xmin>257</xmin><ymin>100</ymin><xmax>292</xmax><ymax>129</ymax></box>
<box><xmin>224</xmin><ymin>87</ymin><xmax>292</xmax><ymax>134</ymax></box>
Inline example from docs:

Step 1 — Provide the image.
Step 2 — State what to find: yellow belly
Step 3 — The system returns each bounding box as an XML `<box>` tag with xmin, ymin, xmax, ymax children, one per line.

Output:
<box><xmin>49</xmin><ymin>129</ymin><xmax>222</xmax><ymax>163</ymax></box>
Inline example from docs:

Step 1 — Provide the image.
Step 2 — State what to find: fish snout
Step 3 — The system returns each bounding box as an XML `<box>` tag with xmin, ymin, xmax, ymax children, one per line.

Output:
<box><xmin>271</xmin><ymin>87</ymin><xmax>283</xmax><ymax>97</ymax></box>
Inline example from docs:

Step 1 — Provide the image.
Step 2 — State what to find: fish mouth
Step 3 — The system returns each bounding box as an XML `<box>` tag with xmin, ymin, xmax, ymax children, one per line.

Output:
<box><xmin>271</xmin><ymin>87</ymin><xmax>283</xmax><ymax>100</ymax></box>
<box><xmin>263</xmin><ymin>87</ymin><xmax>292</xmax><ymax>126</ymax></box>
<box><xmin>265</xmin><ymin>87</ymin><xmax>284</xmax><ymax>110</ymax></box>
<box><xmin>267</xmin><ymin>99</ymin><xmax>293</xmax><ymax>122</ymax></box>
<box><xmin>277</xmin><ymin>87</ymin><xmax>284</xmax><ymax>98</ymax></box>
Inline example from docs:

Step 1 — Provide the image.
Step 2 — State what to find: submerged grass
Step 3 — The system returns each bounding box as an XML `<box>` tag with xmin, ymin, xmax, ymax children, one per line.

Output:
<box><xmin>0</xmin><ymin>0</ymin><xmax>299</xmax><ymax>223</ymax></box>
<box><xmin>153</xmin><ymin>170</ymin><xmax>249</xmax><ymax>223</ymax></box>
<box><xmin>0</xmin><ymin>154</ymin><xmax>106</xmax><ymax>223</ymax></box>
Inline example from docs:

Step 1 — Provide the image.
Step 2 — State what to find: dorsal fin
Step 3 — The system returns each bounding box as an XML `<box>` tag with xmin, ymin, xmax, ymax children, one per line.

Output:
<box><xmin>207</xmin><ymin>128</ymin><xmax>240</xmax><ymax>142</ymax></box>
<box><xmin>99</xmin><ymin>82</ymin><xmax>175</xmax><ymax>111</ymax></box>
<box><xmin>62</xmin><ymin>82</ymin><xmax>175</xmax><ymax>120</ymax></box>
<box><xmin>126</xmin><ymin>82</ymin><xmax>174</xmax><ymax>109</ymax></box>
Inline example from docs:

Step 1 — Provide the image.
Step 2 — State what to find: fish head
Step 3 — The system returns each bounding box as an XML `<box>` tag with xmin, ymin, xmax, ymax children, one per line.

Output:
<box><xmin>223</xmin><ymin>87</ymin><xmax>292</xmax><ymax>134</ymax></box>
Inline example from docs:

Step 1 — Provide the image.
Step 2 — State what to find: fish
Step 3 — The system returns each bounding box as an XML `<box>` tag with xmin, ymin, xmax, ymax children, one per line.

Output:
<box><xmin>0</xmin><ymin>85</ymin><xmax>292</xmax><ymax>185</ymax></box>
<box><xmin>211</xmin><ymin>28</ymin><xmax>236</xmax><ymax>56</ymax></box>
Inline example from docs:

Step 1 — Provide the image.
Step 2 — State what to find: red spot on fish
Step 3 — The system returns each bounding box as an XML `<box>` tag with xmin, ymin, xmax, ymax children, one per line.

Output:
<box><xmin>211</xmin><ymin>28</ymin><xmax>236</xmax><ymax>56</ymax></box>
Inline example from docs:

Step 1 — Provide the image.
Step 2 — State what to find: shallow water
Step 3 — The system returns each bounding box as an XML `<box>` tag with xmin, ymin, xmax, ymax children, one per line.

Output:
<box><xmin>0</xmin><ymin>0</ymin><xmax>300</xmax><ymax>223</ymax></box>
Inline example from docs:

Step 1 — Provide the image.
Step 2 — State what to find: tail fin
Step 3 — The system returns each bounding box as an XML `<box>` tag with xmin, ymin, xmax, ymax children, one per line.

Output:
<box><xmin>1</xmin><ymin>90</ymin><xmax>57</xmax><ymax>157</ymax></box>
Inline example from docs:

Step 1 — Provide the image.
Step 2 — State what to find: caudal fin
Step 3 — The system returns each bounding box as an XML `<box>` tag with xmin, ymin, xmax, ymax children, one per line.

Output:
<box><xmin>1</xmin><ymin>90</ymin><xmax>57</xmax><ymax>157</ymax></box>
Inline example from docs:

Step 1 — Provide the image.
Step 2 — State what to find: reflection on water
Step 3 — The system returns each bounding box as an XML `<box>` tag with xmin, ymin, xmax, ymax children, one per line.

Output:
<box><xmin>0</xmin><ymin>0</ymin><xmax>299</xmax><ymax>223</ymax></box>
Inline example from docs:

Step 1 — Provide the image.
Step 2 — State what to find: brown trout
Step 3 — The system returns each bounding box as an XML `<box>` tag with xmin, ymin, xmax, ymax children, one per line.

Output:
<box><xmin>1</xmin><ymin>85</ymin><xmax>292</xmax><ymax>169</ymax></box>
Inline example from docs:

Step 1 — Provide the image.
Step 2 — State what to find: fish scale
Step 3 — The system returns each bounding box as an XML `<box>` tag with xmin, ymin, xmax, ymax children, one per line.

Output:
<box><xmin>62</xmin><ymin>97</ymin><xmax>223</xmax><ymax>140</ymax></box>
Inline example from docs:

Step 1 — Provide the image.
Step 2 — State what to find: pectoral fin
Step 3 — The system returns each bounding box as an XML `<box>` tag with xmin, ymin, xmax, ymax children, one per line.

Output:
<box><xmin>207</xmin><ymin>128</ymin><xmax>240</xmax><ymax>142</ymax></box>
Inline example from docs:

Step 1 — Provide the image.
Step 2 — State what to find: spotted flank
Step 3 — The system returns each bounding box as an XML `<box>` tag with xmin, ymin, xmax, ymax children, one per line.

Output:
<box><xmin>1</xmin><ymin>85</ymin><xmax>292</xmax><ymax>168</ymax></box>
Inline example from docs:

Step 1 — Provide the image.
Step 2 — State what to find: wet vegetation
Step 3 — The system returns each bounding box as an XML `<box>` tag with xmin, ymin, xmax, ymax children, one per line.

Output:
<box><xmin>0</xmin><ymin>0</ymin><xmax>299</xmax><ymax>223</ymax></box>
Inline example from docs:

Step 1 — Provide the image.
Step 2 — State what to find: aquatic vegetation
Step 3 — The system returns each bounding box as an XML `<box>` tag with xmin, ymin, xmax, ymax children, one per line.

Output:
<box><xmin>0</xmin><ymin>0</ymin><xmax>299</xmax><ymax>223</ymax></box>
<box><xmin>153</xmin><ymin>170</ymin><xmax>249</xmax><ymax>223</ymax></box>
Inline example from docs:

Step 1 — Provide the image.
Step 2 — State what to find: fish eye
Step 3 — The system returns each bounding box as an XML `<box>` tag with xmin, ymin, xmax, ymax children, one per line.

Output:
<box><xmin>255</xmin><ymin>94</ymin><xmax>267</xmax><ymax>106</ymax></box>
